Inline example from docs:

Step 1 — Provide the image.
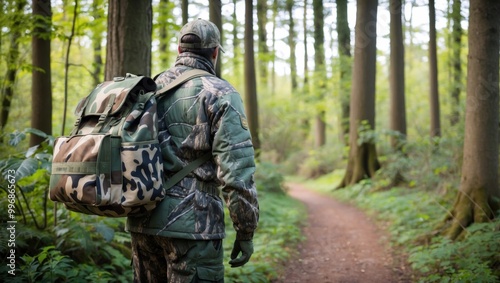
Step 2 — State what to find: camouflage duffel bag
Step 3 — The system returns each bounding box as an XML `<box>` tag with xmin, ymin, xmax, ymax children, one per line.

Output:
<box><xmin>49</xmin><ymin>74</ymin><xmax>165</xmax><ymax>217</ymax></box>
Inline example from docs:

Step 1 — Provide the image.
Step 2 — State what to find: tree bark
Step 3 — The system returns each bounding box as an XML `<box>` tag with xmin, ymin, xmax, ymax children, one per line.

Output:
<box><xmin>182</xmin><ymin>0</ymin><xmax>188</xmax><ymax>25</ymax></box>
<box><xmin>209</xmin><ymin>0</ymin><xmax>222</xmax><ymax>77</ymax></box>
<box><xmin>30</xmin><ymin>0</ymin><xmax>52</xmax><ymax>146</ymax></box>
<box><xmin>257</xmin><ymin>0</ymin><xmax>268</xmax><ymax>83</ymax></box>
<box><xmin>313</xmin><ymin>0</ymin><xmax>326</xmax><ymax>147</ymax></box>
<box><xmin>286</xmin><ymin>0</ymin><xmax>298</xmax><ymax>91</ymax></box>
<box><xmin>231</xmin><ymin>0</ymin><xmax>241</xmax><ymax>79</ymax></box>
<box><xmin>1</xmin><ymin>0</ymin><xmax>26</xmax><ymax>130</ymax></box>
<box><xmin>389</xmin><ymin>0</ymin><xmax>407</xmax><ymax>146</ymax></box>
<box><xmin>337</xmin><ymin>0</ymin><xmax>380</xmax><ymax>189</ymax></box>
<box><xmin>336</xmin><ymin>0</ymin><xmax>351</xmax><ymax>145</ymax></box>
<box><xmin>244</xmin><ymin>0</ymin><xmax>261</xmax><ymax>156</ymax></box>
<box><xmin>91</xmin><ymin>0</ymin><xmax>104</xmax><ymax>86</ymax></box>
<box><xmin>429</xmin><ymin>0</ymin><xmax>441</xmax><ymax>137</ymax></box>
<box><xmin>158</xmin><ymin>0</ymin><xmax>171</xmax><ymax>71</ymax></box>
<box><xmin>443</xmin><ymin>0</ymin><xmax>500</xmax><ymax>240</ymax></box>
<box><xmin>450</xmin><ymin>0</ymin><xmax>462</xmax><ymax>125</ymax></box>
<box><xmin>105</xmin><ymin>0</ymin><xmax>152</xmax><ymax>80</ymax></box>
<box><xmin>303</xmin><ymin>0</ymin><xmax>309</xmax><ymax>86</ymax></box>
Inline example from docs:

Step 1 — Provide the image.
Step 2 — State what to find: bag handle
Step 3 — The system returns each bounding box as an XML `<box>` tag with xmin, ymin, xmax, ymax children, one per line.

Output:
<box><xmin>163</xmin><ymin>152</ymin><xmax>212</xmax><ymax>189</ymax></box>
<box><xmin>156</xmin><ymin>69</ymin><xmax>213</xmax><ymax>97</ymax></box>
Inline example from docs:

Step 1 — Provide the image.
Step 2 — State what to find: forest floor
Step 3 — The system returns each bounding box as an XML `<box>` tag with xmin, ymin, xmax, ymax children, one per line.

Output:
<box><xmin>273</xmin><ymin>183</ymin><xmax>414</xmax><ymax>283</ymax></box>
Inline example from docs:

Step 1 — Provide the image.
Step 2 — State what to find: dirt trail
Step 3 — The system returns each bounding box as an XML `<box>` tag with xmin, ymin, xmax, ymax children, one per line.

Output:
<box><xmin>274</xmin><ymin>183</ymin><xmax>411</xmax><ymax>283</ymax></box>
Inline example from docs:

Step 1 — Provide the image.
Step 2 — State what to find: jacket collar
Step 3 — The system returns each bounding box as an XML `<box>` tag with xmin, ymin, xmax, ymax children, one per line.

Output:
<box><xmin>175</xmin><ymin>53</ymin><xmax>216</xmax><ymax>75</ymax></box>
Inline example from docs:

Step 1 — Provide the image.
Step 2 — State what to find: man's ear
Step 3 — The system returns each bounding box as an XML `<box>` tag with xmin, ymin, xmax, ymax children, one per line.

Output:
<box><xmin>212</xmin><ymin>47</ymin><xmax>219</xmax><ymax>59</ymax></box>
<box><xmin>178</xmin><ymin>46</ymin><xmax>182</xmax><ymax>54</ymax></box>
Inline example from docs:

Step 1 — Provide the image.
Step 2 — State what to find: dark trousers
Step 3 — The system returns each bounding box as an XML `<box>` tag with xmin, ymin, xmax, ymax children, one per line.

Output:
<box><xmin>130</xmin><ymin>232</ymin><xmax>224</xmax><ymax>283</ymax></box>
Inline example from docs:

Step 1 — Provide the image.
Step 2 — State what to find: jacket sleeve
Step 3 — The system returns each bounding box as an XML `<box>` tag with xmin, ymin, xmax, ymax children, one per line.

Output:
<box><xmin>211</xmin><ymin>91</ymin><xmax>259</xmax><ymax>241</ymax></box>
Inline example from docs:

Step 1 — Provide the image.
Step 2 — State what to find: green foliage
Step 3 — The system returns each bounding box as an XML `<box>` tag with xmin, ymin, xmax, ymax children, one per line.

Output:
<box><xmin>298</xmin><ymin>121</ymin><xmax>497</xmax><ymax>282</ymax></box>
<box><xmin>224</xmin><ymin>190</ymin><xmax>306</xmax><ymax>282</ymax></box>
<box><xmin>255</xmin><ymin>162</ymin><xmax>286</xmax><ymax>194</ymax></box>
<box><xmin>0</xmin><ymin>129</ymin><xmax>132</xmax><ymax>282</ymax></box>
<box><xmin>295</xmin><ymin>146</ymin><xmax>344</xmax><ymax>178</ymax></box>
<box><xmin>409</xmin><ymin>219</ymin><xmax>500</xmax><ymax>283</ymax></box>
<box><xmin>0</xmin><ymin>129</ymin><xmax>304</xmax><ymax>282</ymax></box>
<box><xmin>19</xmin><ymin>245</ymin><xmax>122</xmax><ymax>283</ymax></box>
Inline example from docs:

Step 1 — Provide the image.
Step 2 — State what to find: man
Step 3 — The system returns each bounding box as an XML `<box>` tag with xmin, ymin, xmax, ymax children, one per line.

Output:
<box><xmin>126</xmin><ymin>19</ymin><xmax>259</xmax><ymax>283</ymax></box>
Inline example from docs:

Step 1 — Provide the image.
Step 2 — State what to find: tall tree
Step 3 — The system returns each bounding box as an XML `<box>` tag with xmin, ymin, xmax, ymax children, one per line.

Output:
<box><xmin>158</xmin><ymin>0</ymin><xmax>172</xmax><ymax>71</ymax></box>
<box><xmin>231</xmin><ymin>0</ymin><xmax>241</xmax><ymax>79</ymax></box>
<box><xmin>337</xmin><ymin>0</ymin><xmax>380</xmax><ymax>188</ymax></box>
<box><xmin>312</xmin><ymin>0</ymin><xmax>326</xmax><ymax>147</ymax></box>
<box><xmin>209</xmin><ymin>0</ymin><xmax>222</xmax><ymax>77</ymax></box>
<box><xmin>61</xmin><ymin>0</ymin><xmax>79</xmax><ymax>135</ymax></box>
<box><xmin>257</xmin><ymin>0</ymin><xmax>269</xmax><ymax>83</ymax></box>
<box><xmin>31</xmin><ymin>0</ymin><xmax>53</xmax><ymax>146</ymax></box>
<box><xmin>450</xmin><ymin>0</ymin><xmax>462</xmax><ymax>125</ymax></box>
<box><xmin>1</xmin><ymin>0</ymin><xmax>26</xmax><ymax>130</ymax></box>
<box><xmin>182</xmin><ymin>0</ymin><xmax>188</xmax><ymax>25</ymax></box>
<box><xmin>271</xmin><ymin>0</ymin><xmax>278</xmax><ymax>94</ymax></box>
<box><xmin>286</xmin><ymin>0</ymin><xmax>298</xmax><ymax>91</ymax></box>
<box><xmin>389</xmin><ymin>0</ymin><xmax>406</xmax><ymax>146</ymax></box>
<box><xmin>303</xmin><ymin>0</ymin><xmax>309</xmax><ymax>86</ymax></box>
<box><xmin>429</xmin><ymin>0</ymin><xmax>441</xmax><ymax>137</ymax></box>
<box><xmin>442</xmin><ymin>0</ymin><xmax>500</xmax><ymax>240</ymax></box>
<box><xmin>105</xmin><ymin>0</ymin><xmax>152</xmax><ymax>80</ymax></box>
<box><xmin>91</xmin><ymin>0</ymin><xmax>104</xmax><ymax>86</ymax></box>
<box><xmin>336</xmin><ymin>0</ymin><xmax>351</xmax><ymax>144</ymax></box>
<box><xmin>244</xmin><ymin>0</ymin><xmax>261</xmax><ymax>155</ymax></box>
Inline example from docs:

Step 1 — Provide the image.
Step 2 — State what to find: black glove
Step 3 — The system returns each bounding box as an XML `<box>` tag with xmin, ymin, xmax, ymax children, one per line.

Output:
<box><xmin>229</xmin><ymin>240</ymin><xmax>254</xmax><ymax>268</ymax></box>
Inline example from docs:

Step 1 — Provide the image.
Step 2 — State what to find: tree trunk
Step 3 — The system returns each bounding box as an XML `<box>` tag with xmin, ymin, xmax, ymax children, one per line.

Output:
<box><xmin>257</xmin><ymin>0</ymin><xmax>268</xmax><ymax>83</ymax></box>
<box><xmin>231</xmin><ymin>0</ymin><xmax>241</xmax><ymax>79</ymax></box>
<box><xmin>443</xmin><ymin>0</ymin><xmax>500</xmax><ymax>241</ymax></box>
<box><xmin>244</xmin><ymin>0</ymin><xmax>261</xmax><ymax>156</ymax></box>
<box><xmin>30</xmin><ymin>0</ymin><xmax>52</xmax><ymax>146</ymax></box>
<box><xmin>182</xmin><ymin>0</ymin><xmax>188</xmax><ymax>25</ymax></box>
<box><xmin>450</xmin><ymin>0</ymin><xmax>462</xmax><ymax>126</ymax></box>
<box><xmin>105</xmin><ymin>0</ymin><xmax>152</xmax><ymax>80</ymax></box>
<box><xmin>271</xmin><ymin>0</ymin><xmax>278</xmax><ymax>94</ymax></box>
<box><xmin>286</xmin><ymin>0</ymin><xmax>298</xmax><ymax>91</ymax></box>
<box><xmin>91</xmin><ymin>0</ymin><xmax>104</xmax><ymax>86</ymax></box>
<box><xmin>158</xmin><ymin>0</ymin><xmax>171</xmax><ymax>71</ymax></box>
<box><xmin>1</xmin><ymin>0</ymin><xmax>26</xmax><ymax>130</ymax></box>
<box><xmin>389</xmin><ymin>0</ymin><xmax>407</xmax><ymax>146</ymax></box>
<box><xmin>313</xmin><ymin>0</ymin><xmax>326</xmax><ymax>147</ymax></box>
<box><xmin>336</xmin><ymin>0</ymin><xmax>351</xmax><ymax>145</ymax></box>
<box><xmin>303</xmin><ymin>0</ymin><xmax>309</xmax><ymax>86</ymax></box>
<box><xmin>337</xmin><ymin>0</ymin><xmax>380</xmax><ymax>189</ymax></box>
<box><xmin>429</xmin><ymin>0</ymin><xmax>441</xmax><ymax>137</ymax></box>
<box><xmin>209</xmin><ymin>0</ymin><xmax>222</xmax><ymax>77</ymax></box>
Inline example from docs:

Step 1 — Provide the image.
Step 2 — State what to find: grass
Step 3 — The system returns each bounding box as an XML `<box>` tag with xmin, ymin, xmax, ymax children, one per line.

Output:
<box><xmin>295</xmin><ymin>169</ymin><xmax>500</xmax><ymax>283</ymax></box>
<box><xmin>223</xmin><ymin>190</ymin><xmax>307</xmax><ymax>283</ymax></box>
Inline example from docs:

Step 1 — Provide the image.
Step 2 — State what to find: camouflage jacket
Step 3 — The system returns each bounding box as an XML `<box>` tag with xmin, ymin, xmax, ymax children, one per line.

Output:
<box><xmin>126</xmin><ymin>53</ymin><xmax>259</xmax><ymax>241</ymax></box>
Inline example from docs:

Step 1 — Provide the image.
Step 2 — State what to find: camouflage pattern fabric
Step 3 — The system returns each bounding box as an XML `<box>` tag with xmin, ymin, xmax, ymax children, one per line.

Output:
<box><xmin>127</xmin><ymin>53</ymin><xmax>259</xmax><ymax>241</ymax></box>
<box><xmin>49</xmin><ymin>75</ymin><xmax>165</xmax><ymax>217</ymax></box>
<box><xmin>178</xmin><ymin>18</ymin><xmax>224</xmax><ymax>52</ymax></box>
<box><xmin>130</xmin><ymin>232</ymin><xmax>224</xmax><ymax>283</ymax></box>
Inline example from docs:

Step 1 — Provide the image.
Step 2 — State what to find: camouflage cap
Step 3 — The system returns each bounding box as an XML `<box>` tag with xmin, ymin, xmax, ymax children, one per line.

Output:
<box><xmin>178</xmin><ymin>18</ymin><xmax>225</xmax><ymax>53</ymax></box>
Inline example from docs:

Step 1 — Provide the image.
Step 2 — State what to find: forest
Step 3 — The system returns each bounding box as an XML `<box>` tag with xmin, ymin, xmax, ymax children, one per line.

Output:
<box><xmin>0</xmin><ymin>0</ymin><xmax>499</xmax><ymax>282</ymax></box>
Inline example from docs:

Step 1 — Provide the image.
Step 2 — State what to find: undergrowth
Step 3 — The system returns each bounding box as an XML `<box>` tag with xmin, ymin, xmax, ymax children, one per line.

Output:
<box><xmin>0</xmin><ymin>130</ymin><xmax>305</xmax><ymax>282</ymax></box>
<box><xmin>224</xmin><ymin>162</ymin><xmax>307</xmax><ymax>283</ymax></box>
<box><xmin>297</xmin><ymin>132</ymin><xmax>499</xmax><ymax>283</ymax></box>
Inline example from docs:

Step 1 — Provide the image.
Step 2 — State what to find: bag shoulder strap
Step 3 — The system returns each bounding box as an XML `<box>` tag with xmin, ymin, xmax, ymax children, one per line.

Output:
<box><xmin>163</xmin><ymin>152</ymin><xmax>212</xmax><ymax>189</ymax></box>
<box><xmin>156</xmin><ymin>69</ymin><xmax>213</xmax><ymax>97</ymax></box>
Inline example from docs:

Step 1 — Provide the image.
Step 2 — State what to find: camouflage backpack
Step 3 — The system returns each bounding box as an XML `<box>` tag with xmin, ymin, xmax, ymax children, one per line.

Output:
<box><xmin>49</xmin><ymin>70</ymin><xmax>211</xmax><ymax>217</ymax></box>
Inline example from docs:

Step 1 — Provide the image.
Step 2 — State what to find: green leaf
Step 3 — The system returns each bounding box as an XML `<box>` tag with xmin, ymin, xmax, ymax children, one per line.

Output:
<box><xmin>25</xmin><ymin>128</ymin><xmax>49</xmax><ymax>139</ymax></box>
<box><xmin>95</xmin><ymin>223</ymin><xmax>115</xmax><ymax>242</ymax></box>
<box><xmin>8</xmin><ymin>130</ymin><xmax>26</xmax><ymax>146</ymax></box>
<box><xmin>15</xmin><ymin>158</ymin><xmax>39</xmax><ymax>180</ymax></box>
